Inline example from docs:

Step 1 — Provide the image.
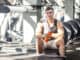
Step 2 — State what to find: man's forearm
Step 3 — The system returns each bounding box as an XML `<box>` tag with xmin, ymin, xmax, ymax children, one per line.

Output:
<box><xmin>55</xmin><ymin>35</ymin><xmax>64</xmax><ymax>42</ymax></box>
<box><xmin>51</xmin><ymin>31</ymin><xmax>64</xmax><ymax>39</ymax></box>
<box><xmin>51</xmin><ymin>33</ymin><xmax>60</xmax><ymax>38</ymax></box>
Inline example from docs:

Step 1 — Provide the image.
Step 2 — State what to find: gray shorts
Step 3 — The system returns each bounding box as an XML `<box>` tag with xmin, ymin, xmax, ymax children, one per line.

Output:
<box><xmin>43</xmin><ymin>40</ymin><xmax>57</xmax><ymax>49</ymax></box>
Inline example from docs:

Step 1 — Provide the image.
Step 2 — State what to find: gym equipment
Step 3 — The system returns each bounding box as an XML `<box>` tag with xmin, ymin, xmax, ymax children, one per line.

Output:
<box><xmin>0</xmin><ymin>5</ymin><xmax>10</xmax><ymax>13</ymax></box>
<box><xmin>63</xmin><ymin>22</ymin><xmax>74</xmax><ymax>41</ymax></box>
<box><xmin>67</xmin><ymin>20</ymin><xmax>79</xmax><ymax>39</ymax></box>
<box><xmin>73</xmin><ymin>19</ymin><xmax>80</xmax><ymax>35</ymax></box>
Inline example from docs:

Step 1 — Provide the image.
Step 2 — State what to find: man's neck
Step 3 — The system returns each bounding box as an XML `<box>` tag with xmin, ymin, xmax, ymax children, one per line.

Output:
<box><xmin>47</xmin><ymin>17</ymin><xmax>54</xmax><ymax>24</ymax></box>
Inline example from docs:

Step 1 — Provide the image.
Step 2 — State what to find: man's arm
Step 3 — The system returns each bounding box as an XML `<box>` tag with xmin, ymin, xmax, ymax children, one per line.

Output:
<box><xmin>35</xmin><ymin>22</ymin><xmax>43</xmax><ymax>54</ymax></box>
<box><xmin>51</xmin><ymin>21</ymin><xmax>64</xmax><ymax>39</ymax></box>
<box><xmin>35</xmin><ymin>22</ymin><xmax>43</xmax><ymax>38</ymax></box>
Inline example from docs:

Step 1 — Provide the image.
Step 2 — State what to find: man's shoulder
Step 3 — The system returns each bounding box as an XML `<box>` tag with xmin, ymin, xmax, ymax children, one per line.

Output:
<box><xmin>55</xmin><ymin>19</ymin><xmax>62</xmax><ymax>23</ymax></box>
<box><xmin>37</xmin><ymin>21</ymin><xmax>43</xmax><ymax>27</ymax></box>
<box><xmin>54</xmin><ymin>19</ymin><xmax>63</xmax><ymax>26</ymax></box>
<box><xmin>40</xmin><ymin>17</ymin><xmax>47</xmax><ymax>22</ymax></box>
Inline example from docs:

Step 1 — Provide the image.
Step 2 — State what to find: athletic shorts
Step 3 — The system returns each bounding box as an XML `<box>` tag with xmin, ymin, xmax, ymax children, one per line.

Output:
<box><xmin>43</xmin><ymin>40</ymin><xmax>57</xmax><ymax>49</ymax></box>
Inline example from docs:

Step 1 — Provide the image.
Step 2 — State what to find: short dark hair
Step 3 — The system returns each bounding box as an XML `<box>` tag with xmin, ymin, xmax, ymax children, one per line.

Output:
<box><xmin>45</xmin><ymin>6</ymin><xmax>54</xmax><ymax>11</ymax></box>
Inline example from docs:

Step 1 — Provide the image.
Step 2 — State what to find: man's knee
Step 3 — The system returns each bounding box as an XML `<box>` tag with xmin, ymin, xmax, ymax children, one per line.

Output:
<box><xmin>56</xmin><ymin>39</ymin><xmax>64</xmax><ymax>47</ymax></box>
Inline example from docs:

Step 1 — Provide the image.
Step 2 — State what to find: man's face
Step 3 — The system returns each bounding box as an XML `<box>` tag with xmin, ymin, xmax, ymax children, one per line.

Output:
<box><xmin>45</xmin><ymin>9</ymin><xmax>54</xmax><ymax>19</ymax></box>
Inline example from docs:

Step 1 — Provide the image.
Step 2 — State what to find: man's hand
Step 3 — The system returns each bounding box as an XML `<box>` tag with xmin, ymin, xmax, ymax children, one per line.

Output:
<box><xmin>42</xmin><ymin>32</ymin><xmax>53</xmax><ymax>42</ymax></box>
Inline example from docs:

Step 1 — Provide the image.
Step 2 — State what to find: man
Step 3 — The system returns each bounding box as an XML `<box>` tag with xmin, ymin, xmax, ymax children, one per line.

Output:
<box><xmin>35</xmin><ymin>6</ymin><xmax>65</xmax><ymax>57</ymax></box>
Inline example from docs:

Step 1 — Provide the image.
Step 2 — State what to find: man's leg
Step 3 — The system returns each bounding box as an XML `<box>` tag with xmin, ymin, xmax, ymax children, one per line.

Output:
<box><xmin>36</xmin><ymin>38</ymin><xmax>44</xmax><ymax>54</ymax></box>
<box><xmin>56</xmin><ymin>39</ymin><xmax>65</xmax><ymax>57</ymax></box>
